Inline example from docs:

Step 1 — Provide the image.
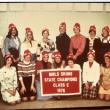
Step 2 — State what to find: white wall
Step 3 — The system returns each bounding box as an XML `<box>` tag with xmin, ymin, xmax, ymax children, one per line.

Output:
<box><xmin>0</xmin><ymin>3</ymin><xmax>110</xmax><ymax>43</ymax></box>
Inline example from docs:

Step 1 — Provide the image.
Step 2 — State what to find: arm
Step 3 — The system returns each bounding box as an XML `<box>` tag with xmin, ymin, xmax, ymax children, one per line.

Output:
<box><xmin>4</xmin><ymin>38</ymin><xmax>10</xmax><ymax>54</ymax></box>
<box><xmin>75</xmin><ymin>37</ymin><xmax>86</xmax><ymax>58</ymax></box>
<box><xmin>50</xmin><ymin>40</ymin><xmax>55</xmax><ymax>51</ymax></box>
<box><xmin>30</xmin><ymin>62</ymin><xmax>36</xmax><ymax>92</ymax></box>
<box><xmin>13</xmin><ymin>67</ymin><xmax>18</xmax><ymax>88</ymax></box>
<box><xmin>17</xmin><ymin>63</ymin><xmax>25</xmax><ymax>88</ymax></box>
<box><xmin>20</xmin><ymin>43</ymin><xmax>25</xmax><ymax>61</ymax></box>
<box><xmin>82</xmin><ymin>62</ymin><xmax>87</xmax><ymax>84</ymax></box>
<box><xmin>0</xmin><ymin>36</ymin><xmax>4</xmax><ymax>49</ymax></box>
<box><xmin>69</xmin><ymin>38</ymin><xmax>73</xmax><ymax>53</ymax></box>
<box><xmin>92</xmin><ymin>64</ymin><xmax>100</xmax><ymax>86</ymax></box>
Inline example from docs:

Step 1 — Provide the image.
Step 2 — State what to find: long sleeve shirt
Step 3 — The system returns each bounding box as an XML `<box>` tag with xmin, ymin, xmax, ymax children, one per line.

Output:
<box><xmin>82</xmin><ymin>61</ymin><xmax>100</xmax><ymax>86</ymax></box>
<box><xmin>0</xmin><ymin>36</ymin><xmax>4</xmax><ymax>49</ymax></box>
<box><xmin>4</xmin><ymin>37</ymin><xmax>21</xmax><ymax>55</ymax></box>
<box><xmin>65</xmin><ymin>64</ymin><xmax>81</xmax><ymax>71</ymax></box>
<box><xmin>69</xmin><ymin>34</ymin><xmax>86</xmax><ymax>58</ymax></box>
<box><xmin>0</xmin><ymin>66</ymin><xmax>18</xmax><ymax>91</ymax></box>
<box><xmin>17</xmin><ymin>61</ymin><xmax>36</xmax><ymax>79</ymax></box>
<box><xmin>56</xmin><ymin>33</ymin><xmax>70</xmax><ymax>61</ymax></box>
<box><xmin>20</xmin><ymin>40</ymin><xmax>38</xmax><ymax>60</ymax></box>
<box><xmin>38</xmin><ymin>38</ymin><xmax>55</xmax><ymax>53</ymax></box>
<box><xmin>100</xmin><ymin>65</ymin><xmax>110</xmax><ymax>85</ymax></box>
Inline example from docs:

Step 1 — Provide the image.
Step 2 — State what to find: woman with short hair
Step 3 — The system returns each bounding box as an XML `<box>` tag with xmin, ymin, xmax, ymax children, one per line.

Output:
<box><xmin>82</xmin><ymin>50</ymin><xmax>100</xmax><ymax>99</ymax></box>
<box><xmin>17</xmin><ymin>49</ymin><xmax>36</xmax><ymax>102</ymax></box>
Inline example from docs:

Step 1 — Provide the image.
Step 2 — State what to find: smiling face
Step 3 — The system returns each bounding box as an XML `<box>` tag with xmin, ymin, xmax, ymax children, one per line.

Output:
<box><xmin>68</xmin><ymin>59</ymin><xmax>74</xmax><ymax>68</ymax></box>
<box><xmin>88</xmin><ymin>54</ymin><xmax>94</xmax><ymax>63</ymax></box>
<box><xmin>42</xmin><ymin>30</ymin><xmax>49</xmax><ymax>39</ymax></box>
<box><xmin>73</xmin><ymin>27</ymin><xmax>80</xmax><ymax>34</ymax></box>
<box><xmin>59</xmin><ymin>26</ymin><xmax>66</xmax><ymax>34</ymax></box>
<box><xmin>102</xmin><ymin>29</ymin><xmax>109</xmax><ymax>38</ymax></box>
<box><xmin>104</xmin><ymin>56</ymin><xmax>110</xmax><ymax>67</ymax></box>
<box><xmin>89</xmin><ymin>31</ymin><xmax>96</xmax><ymax>39</ymax></box>
<box><xmin>42</xmin><ymin>55</ymin><xmax>49</xmax><ymax>62</ymax></box>
<box><xmin>6</xmin><ymin>57</ymin><xmax>13</xmax><ymax>66</ymax></box>
<box><xmin>54</xmin><ymin>57</ymin><xmax>61</xmax><ymax>63</ymax></box>
<box><xmin>24</xmin><ymin>54</ymin><xmax>31</xmax><ymax>62</ymax></box>
<box><xmin>26</xmin><ymin>31</ymin><xmax>33</xmax><ymax>42</ymax></box>
<box><xmin>11</xmin><ymin>27</ymin><xmax>17</xmax><ymax>37</ymax></box>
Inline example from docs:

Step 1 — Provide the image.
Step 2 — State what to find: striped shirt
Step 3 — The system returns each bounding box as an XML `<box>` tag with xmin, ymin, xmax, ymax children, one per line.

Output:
<box><xmin>17</xmin><ymin>61</ymin><xmax>36</xmax><ymax>77</ymax></box>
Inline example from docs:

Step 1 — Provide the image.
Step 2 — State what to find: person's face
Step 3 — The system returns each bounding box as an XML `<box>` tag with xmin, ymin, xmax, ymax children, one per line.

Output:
<box><xmin>55</xmin><ymin>57</ymin><xmax>61</xmax><ymax>63</ymax></box>
<box><xmin>59</xmin><ymin>26</ymin><xmax>66</xmax><ymax>34</ymax></box>
<box><xmin>89</xmin><ymin>31</ymin><xmax>96</xmax><ymax>39</ymax></box>
<box><xmin>24</xmin><ymin>55</ymin><xmax>31</xmax><ymax>62</ymax></box>
<box><xmin>43</xmin><ymin>31</ymin><xmax>49</xmax><ymax>39</ymax></box>
<box><xmin>68</xmin><ymin>60</ymin><xmax>74</xmax><ymax>68</ymax></box>
<box><xmin>43</xmin><ymin>56</ymin><xmax>49</xmax><ymax>62</ymax></box>
<box><xmin>26</xmin><ymin>32</ymin><xmax>33</xmax><ymax>42</ymax></box>
<box><xmin>11</xmin><ymin>28</ymin><xmax>17</xmax><ymax>36</ymax></box>
<box><xmin>105</xmin><ymin>57</ymin><xmax>110</xmax><ymax>66</ymax></box>
<box><xmin>6</xmin><ymin>57</ymin><xmax>12</xmax><ymax>66</ymax></box>
<box><xmin>73</xmin><ymin>27</ymin><xmax>80</xmax><ymax>34</ymax></box>
<box><xmin>88</xmin><ymin>54</ymin><xmax>94</xmax><ymax>63</ymax></box>
<box><xmin>102</xmin><ymin>29</ymin><xmax>108</xmax><ymax>38</ymax></box>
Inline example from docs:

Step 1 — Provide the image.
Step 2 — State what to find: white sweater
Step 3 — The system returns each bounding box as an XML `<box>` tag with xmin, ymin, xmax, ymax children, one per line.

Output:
<box><xmin>82</xmin><ymin>61</ymin><xmax>100</xmax><ymax>86</ymax></box>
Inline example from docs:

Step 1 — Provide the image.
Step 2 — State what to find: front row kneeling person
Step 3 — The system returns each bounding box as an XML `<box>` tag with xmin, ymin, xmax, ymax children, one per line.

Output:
<box><xmin>0</xmin><ymin>54</ymin><xmax>20</xmax><ymax>105</ymax></box>
<box><xmin>17</xmin><ymin>50</ymin><xmax>36</xmax><ymax>101</ymax></box>
<box><xmin>82</xmin><ymin>50</ymin><xmax>100</xmax><ymax>99</ymax></box>
<box><xmin>65</xmin><ymin>53</ymin><xmax>81</xmax><ymax>71</ymax></box>
<box><xmin>99</xmin><ymin>52</ymin><xmax>110</xmax><ymax>101</ymax></box>
<box><xmin>35</xmin><ymin>51</ymin><xmax>52</xmax><ymax>100</ymax></box>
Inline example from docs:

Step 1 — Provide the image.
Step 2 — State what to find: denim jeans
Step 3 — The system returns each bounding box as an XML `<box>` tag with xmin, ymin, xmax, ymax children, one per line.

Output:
<box><xmin>36</xmin><ymin>80</ymin><xmax>52</xmax><ymax>100</ymax></box>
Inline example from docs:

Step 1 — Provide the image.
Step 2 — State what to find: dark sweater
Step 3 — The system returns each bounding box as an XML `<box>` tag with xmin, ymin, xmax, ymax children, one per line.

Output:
<box><xmin>56</xmin><ymin>32</ymin><xmax>70</xmax><ymax>61</ymax></box>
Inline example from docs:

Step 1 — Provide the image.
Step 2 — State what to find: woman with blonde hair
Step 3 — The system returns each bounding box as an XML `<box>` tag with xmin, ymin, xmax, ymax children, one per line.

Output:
<box><xmin>20</xmin><ymin>27</ymin><xmax>38</xmax><ymax>61</ymax></box>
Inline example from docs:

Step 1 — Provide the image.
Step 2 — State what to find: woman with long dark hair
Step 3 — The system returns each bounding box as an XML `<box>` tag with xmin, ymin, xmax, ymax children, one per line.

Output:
<box><xmin>0</xmin><ymin>54</ymin><xmax>21</xmax><ymax>105</ymax></box>
<box><xmin>4</xmin><ymin>23</ymin><xmax>21</xmax><ymax>67</ymax></box>
<box><xmin>99</xmin><ymin>52</ymin><xmax>110</xmax><ymax>101</ymax></box>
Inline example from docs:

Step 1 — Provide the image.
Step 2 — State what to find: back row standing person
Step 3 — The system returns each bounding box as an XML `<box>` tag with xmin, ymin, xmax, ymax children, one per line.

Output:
<box><xmin>100</xmin><ymin>26</ymin><xmax>110</xmax><ymax>65</ymax></box>
<box><xmin>20</xmin><ymin>27</ymin><xmax>38</xmax><ymax>61</ymax></box>
<box><xmin>4</xmin><ymin>23</ymin><xmax>21</xmax><ymax>68</ymax></box>
<box><xmin>56</xmin><ymin>22</ymin><xmax>70</xmax><ymax>64</ymax></box>
<box><xmin>86</xmin><ymin>25</ymin><xmax>101</xmax><ymax>64</ymax></box>
<box><xmin>69</xmin><ymin>23</ymin><xmax>86</xmax><ymax>68</ymax></box>
<box><xmin>0</xmin><ymin>35</ymin><xmax>4</xmax><ymax>68</ymax></box>
<box><xmin>37</xmin><ymin>28</ymin><xmax>55</xmax><ymax>62</ymax></box>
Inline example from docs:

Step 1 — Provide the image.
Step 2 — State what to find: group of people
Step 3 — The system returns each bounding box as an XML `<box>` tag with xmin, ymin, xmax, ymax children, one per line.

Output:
<box><xmin>0</xmin><ymin>22</ymin><xmax>110</xmax><ymax>105</ymax></box>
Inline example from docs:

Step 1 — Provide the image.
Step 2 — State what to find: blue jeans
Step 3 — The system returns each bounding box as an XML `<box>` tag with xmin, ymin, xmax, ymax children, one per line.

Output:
<box><xmin>36</xmin><ymin>80</ymin><xmax>52</xmax><ymax>100</ymax></box>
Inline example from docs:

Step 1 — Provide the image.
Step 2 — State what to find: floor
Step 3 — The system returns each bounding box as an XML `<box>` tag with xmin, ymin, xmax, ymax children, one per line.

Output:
<box><xmin>0</xmin><ymin>96</ymin><xmax>110</xmax><ymax>110</ymax></box>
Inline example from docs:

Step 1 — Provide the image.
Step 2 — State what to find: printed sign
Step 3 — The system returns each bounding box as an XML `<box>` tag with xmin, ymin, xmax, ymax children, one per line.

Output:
<box><xmin>40</xmin><ymin>69</ymin><xmax>81</xmax><ymax>96</ymax></box>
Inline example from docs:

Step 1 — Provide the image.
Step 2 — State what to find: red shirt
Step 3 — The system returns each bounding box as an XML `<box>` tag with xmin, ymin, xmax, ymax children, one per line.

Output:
<box><xmin>69</xmin><ymin>33</ymin><xmax>86</xmax><ymax>58</ymax></box>
<box><xmin>35</xmin><ymin>60</ymin><xmax>52</xmax><ymax>81</ymax></box>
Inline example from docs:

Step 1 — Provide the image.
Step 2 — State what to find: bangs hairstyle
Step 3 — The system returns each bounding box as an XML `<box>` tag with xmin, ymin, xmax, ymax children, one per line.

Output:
<box><xmin>42</xmin><ymin>29</ymin><xmax>49</xmax><ymax>36</ymax></box>
<box><xmin>67</xmin><ymin>58</ymin><xmax>75</xmax><ymax>63</ymax></box>
<box><xmin>89</xmin><ymin>30</ymin><xmax>96</xmax><ymax>34</ymax></box>
<box><xmin>4</xmin><ymin>56</ymin><xmax>14</xmax><ymax>66</ymax></box>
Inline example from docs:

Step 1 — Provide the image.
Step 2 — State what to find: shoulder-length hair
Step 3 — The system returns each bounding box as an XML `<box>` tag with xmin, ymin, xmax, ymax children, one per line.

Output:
<box><xmin>6</xmin><ymin>27</ymin><xmax>18</xmax><ymax>39</ymax></box>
